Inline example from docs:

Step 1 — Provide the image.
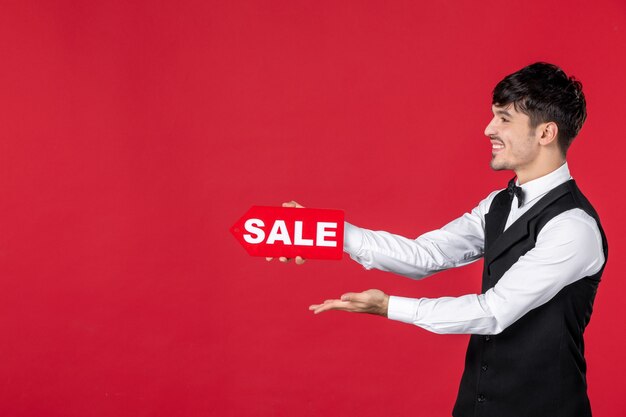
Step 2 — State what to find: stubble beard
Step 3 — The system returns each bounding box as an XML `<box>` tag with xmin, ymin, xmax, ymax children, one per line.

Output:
<box><xmin>490</xmin><ymin>155</ymin><xmax>510</xmax><ymax>171</ymax></box>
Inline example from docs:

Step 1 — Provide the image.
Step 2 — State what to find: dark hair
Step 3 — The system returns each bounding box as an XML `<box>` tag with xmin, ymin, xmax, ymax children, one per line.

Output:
<box><xmin>492</xmin><ymin>62</ymin><xmax>586</xmax><ymax>155</ymax></box>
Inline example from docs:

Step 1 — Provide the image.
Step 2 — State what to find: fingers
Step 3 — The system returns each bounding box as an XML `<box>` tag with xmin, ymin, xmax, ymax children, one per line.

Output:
<box><xmin>264</xmin><ymin>257</ymin><xmax>290</xmax><ymax>262</ymax></box>
<box><xmin>308</xmin><ymin>299</ymin><xmax>351</xmax><ymax>314</ymax></box>
<box><xmin>265</xmin><ymin>257</ymin><xmax>289</xmax><ymax>262</ymax></box>
<box><xmin>265</xmin><ymin>256</ymin><xmax>306</xmax><ymax>264</ymax></box>
<box><xmin>265</xmin><ymin>256</ymin><xmax>290</xmax><ymax>263</ymax></box>
<box><xmin>309</xmin><ymin>290</ymin><xmax>386</xmax><ymax>316</ymax></box>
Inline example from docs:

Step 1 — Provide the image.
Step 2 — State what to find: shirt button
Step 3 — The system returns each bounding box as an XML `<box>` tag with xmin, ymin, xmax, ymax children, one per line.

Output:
<box><xmin>481</xmin><ymin>364</ymin><xmax>488</xmax><ymax>371</ymax></box>
<box><xmin>484</xmin><ymin>335</ymin><xmax>491</xmax><ymax>341</ymax></box>
<box><xmin>477</xmin><ymin>394</ymin><xmax>486</xmax><ymax>403</ymax></box>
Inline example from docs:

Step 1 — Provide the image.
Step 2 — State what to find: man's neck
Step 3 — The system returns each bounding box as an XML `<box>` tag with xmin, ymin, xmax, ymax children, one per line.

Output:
<box><xmin>515</xmin><ymin>159</ymin><xmax>566</xmax><ymax>185</ymax></box>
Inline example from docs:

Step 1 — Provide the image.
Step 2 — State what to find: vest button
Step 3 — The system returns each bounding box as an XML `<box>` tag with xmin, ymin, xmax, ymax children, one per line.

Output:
<box><xmin>481</xmin><ymin>364</ymin><xmax>488</xmax><ymax>371</ymax></box>
<box><xmin>477</xmin><ymin>394</ymin><xmax>486</xmax><ymax>403</ymax></box>
<box><xmin>484</xmin><ymin>335</ymin><xmax>491</xmax><ymax>341</ymax></box>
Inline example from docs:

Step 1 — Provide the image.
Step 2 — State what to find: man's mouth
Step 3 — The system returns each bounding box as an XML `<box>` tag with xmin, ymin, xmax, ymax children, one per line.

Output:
<box><xmin>491</xmin><ymin>141</ymin><xmax>504</xmax><ymax>153</ymax></box>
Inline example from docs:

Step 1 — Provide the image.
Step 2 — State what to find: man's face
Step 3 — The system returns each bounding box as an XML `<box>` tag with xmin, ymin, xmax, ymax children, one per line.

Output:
<box><xmin>484</xmin><ymin>104</ymin><xmax>540</xmax><ymax>172</ymax></box>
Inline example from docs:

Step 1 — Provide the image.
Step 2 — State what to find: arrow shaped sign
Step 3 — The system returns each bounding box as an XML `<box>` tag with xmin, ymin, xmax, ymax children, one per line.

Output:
<box><xmin>230</xmin><ymin>206</ymin><xmax>344</xmax><ymax>260</ymax></box>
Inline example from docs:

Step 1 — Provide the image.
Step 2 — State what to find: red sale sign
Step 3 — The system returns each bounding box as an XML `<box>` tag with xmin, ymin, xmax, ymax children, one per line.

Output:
<box><xmin>230</xmin><ymin>206</ymin><xmax>345</xmax><ymax>260</ymax></box>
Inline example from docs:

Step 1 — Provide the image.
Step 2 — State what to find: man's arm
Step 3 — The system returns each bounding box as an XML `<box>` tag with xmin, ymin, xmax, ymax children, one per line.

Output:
<box><xmin>311</xmin><ymin>209</ymin><xmax>605</xmax><ymax>335</ymax></box>
<box><xmin>343</xmin><ymin>190</ymin><xmax>501</xmax><ymax>279</ymax></box>
<box><xmin>270</xmin><ymin>190</ymin><xmax>500</xmax><ymax>275</ymax></box>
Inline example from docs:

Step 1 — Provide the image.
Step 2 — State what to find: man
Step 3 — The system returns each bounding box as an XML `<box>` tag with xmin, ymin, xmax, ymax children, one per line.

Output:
<box><xmin>271</xmin><ymin>62</ymin><xmax>608</xmax><ymax>416</ymax></box>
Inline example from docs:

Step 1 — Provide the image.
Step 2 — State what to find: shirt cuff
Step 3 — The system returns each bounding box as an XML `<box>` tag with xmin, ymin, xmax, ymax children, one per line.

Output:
<box><xmin>387</xmin><ymin>296</ymin><xmax>420</xmax><ymax>324</ymax></box>
<box><xmin>343</xmin><ymin>222</ymin><xmax>364</xmax><ymax>255</ymax></box>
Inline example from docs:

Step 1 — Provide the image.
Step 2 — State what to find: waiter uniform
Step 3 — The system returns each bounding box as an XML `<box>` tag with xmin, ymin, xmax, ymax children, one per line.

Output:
<box><xmin>343</xmin><ymin>162</ymin><xmax>608</xmax><ymax>416</ymax></box>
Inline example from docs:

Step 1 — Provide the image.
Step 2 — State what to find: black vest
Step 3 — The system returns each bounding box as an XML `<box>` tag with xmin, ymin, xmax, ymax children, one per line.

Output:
<box><xmin>452</xmin><ymin>179</ymin><xmax>608</xmax><ymax>417</ymax></box>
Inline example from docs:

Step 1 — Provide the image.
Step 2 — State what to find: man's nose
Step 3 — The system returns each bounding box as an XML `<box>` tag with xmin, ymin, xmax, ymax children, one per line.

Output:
<box><xmin>484</xmin><ymin>118</ymin><xmax>497</xmax><ymax>137</ymax></box>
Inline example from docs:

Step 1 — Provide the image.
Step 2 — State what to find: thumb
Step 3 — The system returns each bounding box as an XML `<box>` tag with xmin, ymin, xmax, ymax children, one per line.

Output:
<box><xmin>341</xmin><ymin>293</ymin><xmax>357</xmax><ymax>302</ymax></box>
<box><xmin>282</xmin><ymin>201</ymin><xmax>304</xmax><ymax>208</ymax></box>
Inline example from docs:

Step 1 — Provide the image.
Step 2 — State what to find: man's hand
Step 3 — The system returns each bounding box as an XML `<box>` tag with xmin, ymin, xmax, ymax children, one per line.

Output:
<box><xmin>265</xmin><ymin>200</ymin><xmax>306</xmax><ymax>265</ymax></box>
<box><xmin>309</xmin><ymin>289</ymin><xmax>390</xmax><ymax>317</ymax></box>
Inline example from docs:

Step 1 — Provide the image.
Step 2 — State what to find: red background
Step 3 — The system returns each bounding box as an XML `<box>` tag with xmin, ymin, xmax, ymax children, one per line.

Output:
<box><xmin>1</xmin><ymin>1</ymin><xmax>625</xmax><ymax>416</ymax></box>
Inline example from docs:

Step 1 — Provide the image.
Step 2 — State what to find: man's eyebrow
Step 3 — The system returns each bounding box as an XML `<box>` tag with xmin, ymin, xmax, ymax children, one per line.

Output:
<box><xmin>494</xmin><ymin>109</ymin><xmax>513</xmax><ymax>117</ymax></box>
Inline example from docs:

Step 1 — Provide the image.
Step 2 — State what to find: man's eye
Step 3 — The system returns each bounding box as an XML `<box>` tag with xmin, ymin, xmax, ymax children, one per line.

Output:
<box><xmin>501</xmin><ymin>118</ymin><xmax>508</xmax><ymax>122</ymax></box>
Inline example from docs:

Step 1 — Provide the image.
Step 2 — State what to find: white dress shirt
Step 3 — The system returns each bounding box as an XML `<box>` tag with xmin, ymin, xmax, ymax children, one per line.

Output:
<box><xmin>343</xmin><ymin>162</ymin><xmax>605</xmax><ymax>334</ymax></box>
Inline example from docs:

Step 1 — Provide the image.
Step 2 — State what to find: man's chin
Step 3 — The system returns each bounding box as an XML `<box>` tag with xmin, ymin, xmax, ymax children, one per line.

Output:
<box><xmin>490</xmin><ymin>159</ymin><xmax>509</xmax><ymax>171</ymax></box>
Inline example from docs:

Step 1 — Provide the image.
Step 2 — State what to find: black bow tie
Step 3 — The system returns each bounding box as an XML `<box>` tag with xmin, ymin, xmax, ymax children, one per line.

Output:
<box><xmin>507</xmin><ymin>178</ymin><xmax>524</xmax><ymax>208</ymax></box>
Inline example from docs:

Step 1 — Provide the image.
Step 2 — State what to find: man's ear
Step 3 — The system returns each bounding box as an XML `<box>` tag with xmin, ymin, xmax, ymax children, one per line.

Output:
<box><xmin>538</xmin><ymin>122</ymin><xmax>559</xmax><ymax>146</ymax></box>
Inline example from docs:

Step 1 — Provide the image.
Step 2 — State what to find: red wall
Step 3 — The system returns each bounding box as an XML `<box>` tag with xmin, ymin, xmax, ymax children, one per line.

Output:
<box><xmin>1</xmin><ymin>1</ymin><xmax>624</xmax><ymax>416</ymax></box>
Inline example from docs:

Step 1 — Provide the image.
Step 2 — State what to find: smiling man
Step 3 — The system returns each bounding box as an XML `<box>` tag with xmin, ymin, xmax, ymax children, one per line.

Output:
<box><xmin>275</xmin><ymin>63</ymin><xmax>608</xmax><ymax>416</ymax></box>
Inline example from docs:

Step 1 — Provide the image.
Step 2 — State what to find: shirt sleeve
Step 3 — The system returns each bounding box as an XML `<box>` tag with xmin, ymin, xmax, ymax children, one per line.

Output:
<box><xmin>387</xmin><ymin>208</ymin><xmax>606</xmax><ymax>334</ymax></box>
<box><xmin>343</xmin><ymin>190</ymin><xmax>501</xmax><ymax>279</ymax></box>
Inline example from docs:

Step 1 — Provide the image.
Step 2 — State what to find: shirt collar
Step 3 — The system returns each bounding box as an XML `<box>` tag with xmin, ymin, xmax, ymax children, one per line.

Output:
<box><xmin>515</xmin><ymin>162</ymin><xmax>572</xmax><ymax>207</ymax></box>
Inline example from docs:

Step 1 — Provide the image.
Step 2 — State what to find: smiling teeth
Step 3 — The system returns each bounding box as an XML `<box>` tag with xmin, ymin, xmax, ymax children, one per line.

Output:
<box><xmin>493</xmin><ymin>144</ymin><xmax>504</xmax><ymax>149</ymax></box>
